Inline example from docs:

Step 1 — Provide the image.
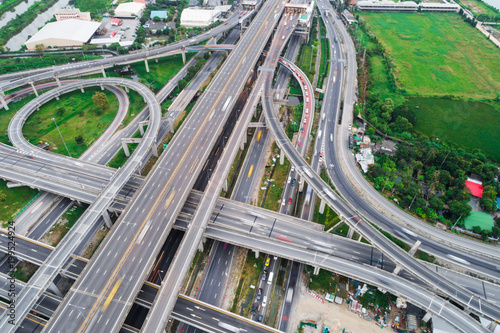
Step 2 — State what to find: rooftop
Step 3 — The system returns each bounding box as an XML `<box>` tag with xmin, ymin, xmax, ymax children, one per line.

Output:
<box><xmin>25</xmin><ymin>19</ymin><xmax>101</xmax><ymax>45</ymax></box>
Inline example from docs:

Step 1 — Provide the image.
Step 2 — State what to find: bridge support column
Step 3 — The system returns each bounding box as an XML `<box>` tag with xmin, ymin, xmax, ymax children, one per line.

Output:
<box><xmin>139</xmin><ymin>124</ymin><xmax>145</xmax><ymax>136</ymax></box>
<box><xmin>122</xmin><ymin>141</ymin><xmax>131</xmax><ymax>157</ymax></box>
<box><xmin>101</xmin><ymin>66</ymin><xmax>106</xmax><ymax>78</ymax></box>
<box><xmin>155</xmin><ymin>58</ymin><xmax>158</xmax><ymax>63</ymax></box>
<box><xmin>408</xmin><ymin>240</ymin><xmax>421</xmax><ymax>256</ymax></box>
<box><xmin>181</xmin><ymin>47</ymin><xmax>186</xmax><ymax>64</ymax></box>
<box><xmin>393</xmin><ymin>264</ymin><xmax>403</xmax><ymax>275</ymax></box>
<box><xmin>144</xmin><ymin>59</ymin><xmax>150</xmax><ymax>73</ymax></box>
<box><xmin>123</xmin><ymin>85</ymin><xmax>129</xmax><ymax>93</ymax></box>
<box><xmin>299</xmin><ymin>176</ymin><xmax>304</xmax><ymax>192</ymax></box>
<box><xmin>240</xmin><ymin>139</ymin><xmax>245</xmax><ymax>150</ymax></box>
<box><xmin>254</xmin><ymin>250</ymin><xmax>259</xmax><ymax>258</ymax></box>
<box><xmin>100</xmin><ymin>85</ymin><xmax>104</xmax><ymax>90</ymax></box>
<box><xmin>222</xmin><ymin>178</ymin><xmax>228</xmax><ymax>192</ymax></box>
<box><xmin>167</xmin><ymin>117</ymin><xmax>174</xmax><ymax>133</ymax></box>
<box><xmin>29</xmin><ymin>81</ymin><xmax>39</xmax><ymax>97</ymax></box>
<box><xmin>319</xmin><ymin>199</ymin><xmax>326</xmax><ymax>214</ymax></box>
<box><xmin>55</xmin><ymin>76</ymin><xmax>61</xmax><ymax>87</ymax></box>
<box><xmin>48</xmin><ymin>282</ymin><xmax>63</xmax><ymax>297</ymax></box>
<box><xmin>279</xmin><ymin>150</ymin><xmax>284</xmax><ymax>165</ymax></box>
<box><xmin>55</xmin><ymin>95</ymin><xmax>60</xmax><ymax>101</ymax></box>
<box><xmin>151</xmin><ymin>145</ymin><xmax>158</xmax><ymax>157</ymax></box>
<box><xmin>80</xmin><ymin>87</ymin><xmax>85</xmax><ymax>93</ymax></box>
<box><xmin>102</xmin><ymin>210</ymin><xmax>113</xmax><ymax>229</ymax></box>
<box><xmin>0</xmin><ymin>93</ymin><xmax>8</xmax><ymax>110</ymax></box>
<box><xmin>313</xmin><ymin>266</ymin><xmax>320</xmax><ymax>275</ymax></box>
<box><xmin>488</xmin><ymin>321</ymin><xmax>497</xmax><ymax>332</ymax></box>
<box><xmin>347</xmin><ymin>227</ymin><xmax>354</xmax><ymax>239</ymax></box>
<box><xmin>422</xmin><ymin>312</ymin><xmax>432</xmax><ymax>323</ymax></box>
<box><xmin>198</xmin><ymin>239</ymin><xmax>204</xmax><ymax>252</ymax></box>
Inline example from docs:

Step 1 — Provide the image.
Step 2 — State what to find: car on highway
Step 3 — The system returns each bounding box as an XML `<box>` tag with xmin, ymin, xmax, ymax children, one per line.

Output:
<box><xmin>306</xmin><ymin>97</ymin><xmax>309</xmax><ymax>102</ymax></box>
<box><xmin>303</xmin><ymin>118</ymin><xmax>307</xmax><ymax>123</ymax></box>
<box><xmin>291</xmin><ymin>179</ymin><xmax>296</xmax><ymax>186</ymax></box>
<box><xmin>300</xmin><ymin>127</ymin><xmax>304</xmax><ymax>132</ymax></box>
<box><xmin>291</xmin><ymin>166</ymin><xmax>295</xmax><ymax>172</ymax></box>
<box><xmin>319</xmin><ymin>152</ymin><xmax>323</xmax><ymax>158</ymax></box>
<box><xmin>262</xmin><ymin>270</ymin><xmax>268</xmax><ymax>280</ymax></box>
<box><xmin>262</xmin><ymin>296</ymin><xmax>268</xmax><ymax>307</ymax></box>
<box><xmin>265</xmin><ymin>257</ymin><xmax>270</xmax><ymax>266</ymax></box>
<box><xmin>348</xmin><ymin>124</ymin><xmax>352</xmax><ymax>131</ymax></box>
<box><xmin>257</xmin><ymin>314</ymin><xmax>263</xmax><ymax>322</ymax></box>
<box><xmin>288</xmin><ymin>176</ymin><xmax>291</xmax><ymax>184</ymax></box>
<box><xmin>267</xmin><ymin>4</ymin><xmax>270</xmax><ymax>7</ymax></box>
<box><xmin>305</xmin><ymin>108</ymin><xmax>309</xmax><ymax>114</ymax></box>
<box><xmin>224</xmin><ymin>22</ymin><xmax>228</xmax><ymax>25</ymax></box>
<box><xmin>252</xmin><ymin>303</ymin><xmax>258</xmax><ymax>313</ymax></box>
<box><xmin>238</xmin><ymin>16</ymin><xmax>241</xmax><ymax>18</ymax></box>
<box><xmin>257</xmin><ymin>288</ymin><xmax>263</xmax><ymax>298</ymax></box>
<box><xmin>288</xmin><ymin>197</ymin><xmax>292</xmax><ymax>204</ymax></box>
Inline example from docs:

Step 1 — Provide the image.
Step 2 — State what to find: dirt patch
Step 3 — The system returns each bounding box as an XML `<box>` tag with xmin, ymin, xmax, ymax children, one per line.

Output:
<box><xmin>80</xmin><ymin>228</ymin><xmax>109</xmax><ymax>259</ymax></box>
<box><xmin>40</xmin><ymin>219</ymin><xmax>67</xmax><ymax>247</ymax></box>
<box><xmin>290</xmin><ymin>283</ymin><xmax>387</xmax><ymax>333</ymax></box>
<box><xmin>221</xmin><ymin>247</ymin><xmax>248</xmax><ymax>310</ymax></box>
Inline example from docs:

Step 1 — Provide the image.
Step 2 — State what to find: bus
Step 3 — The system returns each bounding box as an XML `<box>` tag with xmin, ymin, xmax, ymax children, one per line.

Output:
<box><xmin>348</xmin><ymin>135</ymin><xmax>354</xmax><ymax>149</ymax></box>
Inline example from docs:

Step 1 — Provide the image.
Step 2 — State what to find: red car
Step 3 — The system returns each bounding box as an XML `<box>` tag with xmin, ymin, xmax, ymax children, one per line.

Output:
<box><xmin>319</xmin><ymin>152</ymin><xmax>323</xmax><ymax>158</ymax></box>
<box><xmin>288</xmin><ymin>197</ymin><xmax>292</xmax><ymax>204</ymax></box>
<box><xmin>224</xmin><ymin>22</ymin><xmax>228</xmax><ymax>25</ymax></box>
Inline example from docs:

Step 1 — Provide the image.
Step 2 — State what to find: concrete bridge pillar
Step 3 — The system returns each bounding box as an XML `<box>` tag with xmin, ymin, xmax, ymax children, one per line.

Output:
<box><xmin>299</xmin><ymin>176</ymin><xmax>304</xmax><ymax>192</ymax></box>
<box><xmin>313</xmin><ymin>266</ymin><xmax>320</xmax><ymax>275</ymax></box>
<box><xmin>144</xmin><ymin>59</ymin><xmax>150</xmax><ymax>73</ymax></box>
<box><xmin>55</xmin><ymin>95</ymin><xmax>60</xmax><ymax>101</ymax></box>
<box><xmin>55</xmin><ymin>76</ymin><xmax>61</xmax><ymax>87</ymax></box>
<box><xmin>408</xmin><ymin>240</ymin><xmax>421</xmax><ymax>256</ymax></box>
<box><xmin>123</xmin><ymin>85</ymin><xmax>129</xmax><ymax>93</ymax></box>
<box><xmin>122</xmin><ymin>141</ymin><xmax>131</xmax><ymax>157</ymax></box>
<box><xmin>80</xmin><ymin>87</ymin><xmax>85</xmax><ymax>93</ymax></box>
<box><xmin>0</xmin><ymin>93</ymin><xmax>8</xmax><ymax>110</ymax></box>
<box><xmin>155</xmin><ymin>58</ymin><xmax>158</xmax><ymax>63</ymax></box>
<box><xmin>102</xmin><ymin>210</ymin><xmax>113</xmax><ymax>229</ymax></box>
<box><xmin>422</xmin><ymin>312</ymin><xmax>432</xmax><ymax>323</ymax></box>
<box><xmin>319</xmin><ymin>199</ymin><xmax>326</xmax><ymax>214</ymax></box>
<box><xmin>240</xmin><ymin>139</ymin><xmax>245</xmax><ymax>150</ymax></box>
<box><xmin>347</xmin><ymin>227</ymin><xmax>355</xmax><ymax>239</ymax></box>
<box><xmin>198</xmin><ymin>240</ymin><xmax>204</xmax><ymax>252</ymax></box>
<box><xmin>139</xmin><ymin>124</ymin><xmax>145</xmax><ymax>136</ymax></box>
<box><xmin>279</xmin><ymin>150</ymin><xmax>284</xmax><ymax>165</ymax></box>
<box><xmin>100</xmin><ymin>85</ymin><xmax>104</xmax><ymax>90</ymax></box>
<box><xmin>254</xmin><ymin>250</ymin><xmax>259</xmax><ymax>258</ymax></box>
<box><xmin>151</xmin><ymin>145</ymin><xmax>158</xmax><ymax>157</ymax></box>
<box><xmin>48</xmin><ymin>281</ymin><xmax>63</xmax><ymax>297</ymax></box>
<box><xmin>167</xmin><ymin>118</ymin><xmax>174</xmax><ymax>134</ymax></box>
<box><xmin>101</xmin><ymin>66</ymin><xmax>106</xmax><ymax>78</ymax></box>
<box><xmin>29</xmin><ymin>81</ymin><xmax>39</xmax><ymax>97</ymax></box>
<box><xmin>393</xmin><ymin>264</ymin><xmax>402</xmax><ymax>275</ymax></box>
<box><xmin>488</xmin><ymin>321</ymin><xmax>497</xmax><ymax>332</ymax></box>
<box><xmin>181</xmin><ymin>47</ymin><xmax>186</xmax><ymax>64</ymax></box>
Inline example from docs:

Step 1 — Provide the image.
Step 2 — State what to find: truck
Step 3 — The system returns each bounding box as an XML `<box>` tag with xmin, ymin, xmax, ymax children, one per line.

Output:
<box><xmin>267</xmin><ymin>272</ymin><xmax>274</xmax><ymax>285</ymax></box>
<box><xmin>286</xmin><ymin>288</ymin><xmax>293</xmax><ymax>303</ymax></box>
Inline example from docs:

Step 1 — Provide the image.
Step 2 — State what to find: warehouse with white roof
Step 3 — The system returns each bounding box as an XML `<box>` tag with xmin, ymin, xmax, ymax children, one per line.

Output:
<box><xmin>114</xmin><ymin>2</ymin><xmax>146</xmax><ymax>18</ymax></box>
<box><xmin>180</xmin><ymin>8</ymin><xmax>221</xmax><ymax>27</ymax></box>
<box><xmin>24</xmin><ymin>19</ymin><xmax>101</xmax><ymax>50</ymax></box>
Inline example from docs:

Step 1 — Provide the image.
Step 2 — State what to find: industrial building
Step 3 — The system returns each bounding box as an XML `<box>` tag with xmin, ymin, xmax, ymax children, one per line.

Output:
<box><xmin>114</xmin><ymin>2</ymin><xmax>146</xmax><ymax>18</ymax></box>
<box><xmin>357</xmin><ymin>0</ymin><xmax>460</xmax><ymax>12</ymax></box>
<box><xmin>24</xmin><ymin>19</ymin><xmax>100</xmax><ymax>50</ymax></box>
<box><xmin>54</xmin><ymin>6</ymin><xmax>91</xmax><ymax>21</ymax></box>
<box><xmin>180</xmin><ymin>8</ymin><xmax>221</xmax><ymax>27</ymax></box>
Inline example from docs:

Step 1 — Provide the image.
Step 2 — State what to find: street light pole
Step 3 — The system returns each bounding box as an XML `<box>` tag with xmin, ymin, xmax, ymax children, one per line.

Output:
<box><xmin>52</xmin><ymin>118</ymin><xmax>72</xmax><ymax>158</ymax></box>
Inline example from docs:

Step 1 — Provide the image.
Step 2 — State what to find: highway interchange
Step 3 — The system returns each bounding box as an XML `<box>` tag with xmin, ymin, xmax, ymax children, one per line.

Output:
<box><xmin>0</xmin><ymin>1</ymin><xmax>498</xmax><ymax>332</ymax></box>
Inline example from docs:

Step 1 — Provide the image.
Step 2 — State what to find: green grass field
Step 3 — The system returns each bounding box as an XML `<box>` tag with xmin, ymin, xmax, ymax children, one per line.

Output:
<box><xmin>360</xmin><ymin>12</ymin><xmax>500</xmax><ymax>99</ymax></box>
<box><xmin>0</xmin><ymin>180</ymin><xmax>39</xmax><ymax>226</ymax></box>
<box><xmin>22</xmin><ymin>87</ymin><xmax>119</xmax><ymax>158</ymax></box>
<box><xmin>130</xmin><ymin>54</ymin><xmax>192</xmax><ymax>92</ymax></box>
<box><xmin>407</xmin><ymin>97</ymin><xmax>500</xmax><ymax>161</ymax></box>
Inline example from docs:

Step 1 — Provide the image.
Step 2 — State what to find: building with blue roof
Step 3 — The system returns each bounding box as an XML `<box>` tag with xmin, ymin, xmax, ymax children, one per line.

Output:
<box><xmin>150</xmin><ymin>10</ymin><xmax>167</xmax><ymax>19</ymax></box>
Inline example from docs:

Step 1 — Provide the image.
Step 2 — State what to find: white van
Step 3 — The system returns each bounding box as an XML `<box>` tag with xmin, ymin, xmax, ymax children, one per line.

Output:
<box><xmin>267</xmin><ymin>272</ymin><xmax>274</xmax><ymax>285</ymax></box>
<box><xmin>282</xmin><ymin>35</ymin><xmax>285</xmax><ymax>40</ymax></box>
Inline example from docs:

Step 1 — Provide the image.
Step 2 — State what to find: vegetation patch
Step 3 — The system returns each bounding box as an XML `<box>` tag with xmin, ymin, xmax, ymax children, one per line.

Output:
<box><xmin>360</xmin><ymin>12</ymin><xmax>500</xmax><ymax>99</ymax></box>
<box><xmin>0</xmin><ymin>54</ymin><xmax>101</xmax><ymax>75</ymax></box>
<box><xmin>42</xmin><ymin>203</ymin><xmax>88</xmax><ymax>247</ymax></box>
<box><xmin>10</xmin><ymin>262</ymin><xmax>38</xmax><ymax>283</ymax></box>
<box><xmin>22</xmin><ymin>88</ymin><xmax>120</xmax><ymax>158</ymax></box>
<box><xmin>407</xmin><ymin>97</ymin><xmax>500</xmax><ymax>161</ymax></box>
<box><xmin>0</xmin><ymin>180</ymin><xmax>39</xmax><ymax>227</ymax></box>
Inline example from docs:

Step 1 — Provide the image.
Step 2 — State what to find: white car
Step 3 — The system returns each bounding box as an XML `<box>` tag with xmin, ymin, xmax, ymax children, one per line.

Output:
<box><xmin>305</xmin><ymin>108</ymin><xmax>309</xmax><ymax>114</ymax></box>
<box><xmin>348</xmin><ymin>124</ymin><xmax>352</xmax><ymax>131</ymax></box>
<box><xmin>262</xmin><ymin>296</ymin><xmax>268</xmax><ymax>307</ymax></box>
<box><xmin>303</xmin><ymin>118</ymin><xmax>307</xmax><ymax>123</ymax></box>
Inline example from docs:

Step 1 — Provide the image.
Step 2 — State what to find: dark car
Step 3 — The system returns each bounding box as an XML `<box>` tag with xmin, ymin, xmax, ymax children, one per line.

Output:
<box><xmin>252</xmin><ymin>303</ymin><xmax>258</xmax><ymax>314</ymax></box>
<box><xmin>262</xmin><ymin>270</ymin><xmax>268</xmax><ymax>281</ymax></box>
<box><xmin>257</xmin><ymin>314</ymin><xmax>263</xmax><ymax>322</ymax></box>
<box><xmin>257</xmin><ymin>288</ymin><xmax>263</xmax><ymax>300</ymax></box>
<box><xmin>291</xmin><ymin>179</ymin><xmax>296</xmax><ymax>186</ymax></box>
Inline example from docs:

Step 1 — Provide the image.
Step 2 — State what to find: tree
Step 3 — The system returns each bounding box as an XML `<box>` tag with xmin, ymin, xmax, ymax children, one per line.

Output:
<box><xmin>480</xmin><ymin>185</ymin><xmax>497</xmax><ymax>212</ymax></box>
<box><xmin>472</xmin><ymin>226</ymin><xmax>482</xmax><ymax>234</ymax></box>
<box><xmin>35</xmin><ymin>44</ymin><xmax>45</xmax><ymax>53</ymax></box>
<box><xmin>390</xmin><ymin>116</ymin><xmax>412</xmax><ymax>134</ymax></box>
<box><xmin>0</xmin><ymin>190</ymin><xmax>6</xmax><ymax>202</ymax></box>
<box><xmin>153</xmin><ymin>16</ymin><xmax>161</xmax><ymax>22</ymax></box>
<box><xmin>55</xmin><ymin>107</ymin><xmax>65</xmax><ymax>118</ymax></box>
<box><xmin>75</xmin><ymin>135</ymin><xmax>84</xmax><ymax>145</ymax></box>
<box><xmin>92</xmin><ymin>92</ymin><xmax>108</xmax><ymax>111</ymax></box>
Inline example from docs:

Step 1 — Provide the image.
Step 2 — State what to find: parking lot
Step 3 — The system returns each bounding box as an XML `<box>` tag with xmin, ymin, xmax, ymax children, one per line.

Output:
<box><xmin>92</xmin><ymin>17</ymin><xmax>139</xmax><ymax>43</ymax></box>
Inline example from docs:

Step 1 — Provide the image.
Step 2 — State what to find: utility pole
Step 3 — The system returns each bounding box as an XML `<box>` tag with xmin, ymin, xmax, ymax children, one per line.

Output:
<box><xmin>52</xmin><ymin>118</ymin><xmax>72</xmax><ymax>157</ymax></box>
